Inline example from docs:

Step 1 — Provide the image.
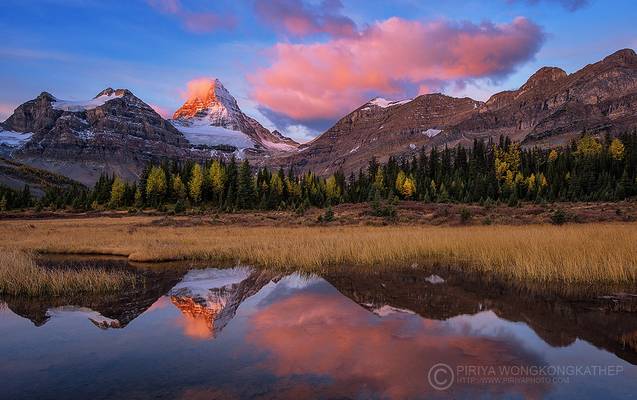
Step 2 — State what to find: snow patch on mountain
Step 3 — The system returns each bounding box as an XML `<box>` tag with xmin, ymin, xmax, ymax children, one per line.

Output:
<box><xmin>261</xmin><ymin>139</ymin><xmax>298</xmax><ymax>152</ymax></box>
<box><xmin>369</xmin><ymin>97</ymin><xmax>412</xmax><ymax>108</ymax></box>
<box><xmin>0</xmin><ymin>130</ymin><xmax>33</xmax><ymax>148</ymax></box>
<box><xmin>423</xmin><ymin>128</ymin><xmax>442</xmax><ymax>138</ymax></box>
<box><xmin>173</xmin><ymin>121</ymin><xmax>256</xmax><ymax>149</ymax></box>
<box><xmin>52</xmin><ymin>92</ymin><xmax>124</xmax><ymax>112</ymax></box>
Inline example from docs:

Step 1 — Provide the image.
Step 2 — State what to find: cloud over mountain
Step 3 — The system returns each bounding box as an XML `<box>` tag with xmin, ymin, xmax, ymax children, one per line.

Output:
<box><xmin>250</xmin><ymin>16</ymin><xmax>544</xmax><ymax>122</ymax></box>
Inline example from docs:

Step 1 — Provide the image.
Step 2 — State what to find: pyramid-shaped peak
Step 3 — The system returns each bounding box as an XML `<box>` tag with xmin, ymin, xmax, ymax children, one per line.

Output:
<box><xmin>37</xmin><ymin>91</ymin><xmax>56</xmax><ymax>101</ymax></box>
<box><xmin>173</xmin><ymin>78</ymin><xmax>240</xmax><ymax>120</ymax></box>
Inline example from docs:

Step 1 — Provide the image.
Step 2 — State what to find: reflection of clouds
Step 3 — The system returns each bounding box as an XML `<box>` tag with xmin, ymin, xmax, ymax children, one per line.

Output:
<box><xmin>246</xmin><ymin>292</ymin><xmax>551</xmax><ymax>399</ymax></box>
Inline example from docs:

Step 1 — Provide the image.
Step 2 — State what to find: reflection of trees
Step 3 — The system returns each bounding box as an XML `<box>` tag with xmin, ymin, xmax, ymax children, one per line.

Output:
<box><xmin>1</xmin><ymin>265</ymin><xmax>185</xmax><ymax>328</ymax></box>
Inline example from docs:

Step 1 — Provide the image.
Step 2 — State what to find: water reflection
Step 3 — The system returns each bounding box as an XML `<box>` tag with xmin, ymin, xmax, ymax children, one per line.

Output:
<box><xmin>1</xmin><ymin>262</ymin><xmax>636</xmax><ymax>399</ymax></box>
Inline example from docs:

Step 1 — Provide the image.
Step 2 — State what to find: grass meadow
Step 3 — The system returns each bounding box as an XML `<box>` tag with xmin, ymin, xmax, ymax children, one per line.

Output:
<box><xmin>0</xmin><ymin>216</ymin><xmax>635</xmax><ymax>285</ymax></box>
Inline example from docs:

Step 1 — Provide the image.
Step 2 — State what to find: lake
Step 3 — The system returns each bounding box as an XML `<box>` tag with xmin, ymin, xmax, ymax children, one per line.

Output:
<box><xmin>1</xmin><ymin>259</ymin><xmax>636</xmax><ymax>399</ymax></box>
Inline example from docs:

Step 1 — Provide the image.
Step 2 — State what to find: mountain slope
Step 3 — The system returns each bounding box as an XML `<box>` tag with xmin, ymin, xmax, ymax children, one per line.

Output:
<box><xmin>0</xmin><ymin>157</ymin><xmax>83</xmax><ymax>197</ymax></box>
<box><xmin>171</xmin><ymin>79</ymin><xmax>299</xmax><ymax>155</ymax></box>
<box><xmin>273</xmin><ymin>94</ymin><xmax>482</xmax><ymax>175</ymax></box>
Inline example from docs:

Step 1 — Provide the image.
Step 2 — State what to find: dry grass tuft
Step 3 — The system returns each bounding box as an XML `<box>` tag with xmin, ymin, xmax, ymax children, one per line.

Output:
<box><xmin>0</xmin><ymin>250</ymin><xmax>136</xmax><ymax>297</ymax></box>
<box><xmin>0</xmin><ymin>216</ymin><xmax>636</xmax><ymax>284</ymax></box>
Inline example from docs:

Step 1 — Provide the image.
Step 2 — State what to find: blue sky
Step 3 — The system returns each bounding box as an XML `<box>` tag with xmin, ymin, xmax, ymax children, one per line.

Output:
<box><xmin>1</xmin><ymin>0</ymin><xmax>635</xmax><ymax>142</ymax></box>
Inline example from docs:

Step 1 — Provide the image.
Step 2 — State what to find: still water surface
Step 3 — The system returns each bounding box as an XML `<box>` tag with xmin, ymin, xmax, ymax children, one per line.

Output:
<box><xmin>1</xmin><ymin>262</ymin><xmax>636</xmax><ymax>399</ymax></box>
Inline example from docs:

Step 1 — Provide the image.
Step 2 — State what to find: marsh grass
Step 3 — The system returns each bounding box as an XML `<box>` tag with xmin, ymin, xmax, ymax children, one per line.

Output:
<box><xmin>1</xmin><ymin>217</ymin><xmax>636</xmax><ymax>284</ymax></box>
<box><xmin>0</xmin><ymin>250</ymin><xmax>136</xmax><ymax>296</ymax></box>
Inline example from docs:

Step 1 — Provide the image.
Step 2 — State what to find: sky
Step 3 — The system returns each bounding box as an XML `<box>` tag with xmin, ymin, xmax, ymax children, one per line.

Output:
<box><xmin>1</xmin><ymin>0</ymin><xmax>636</xmax><ymax>142</ymax></box>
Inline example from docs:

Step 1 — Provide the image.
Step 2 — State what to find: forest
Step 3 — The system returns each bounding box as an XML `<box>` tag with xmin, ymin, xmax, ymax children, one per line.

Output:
<box><xmin>1</xmin><ymin>133</ymin><xmax>636</xmax><ymax>212</ymax></box>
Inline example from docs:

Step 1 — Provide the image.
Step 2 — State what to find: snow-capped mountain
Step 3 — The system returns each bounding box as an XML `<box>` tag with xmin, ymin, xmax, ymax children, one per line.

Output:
<box><xmin>0</xmin><ymin>88</ymin><xmax>198</xmax><ymax>184</ymax></box>
<box><xmin>171</xmin><ymin>79</ymin><xmax>298</xmax><ymax>155</ymax></box>
<box><xmin>0</xmin><ymin>81</ymin><xmax>298</xmax><ymax>185</ymax></box>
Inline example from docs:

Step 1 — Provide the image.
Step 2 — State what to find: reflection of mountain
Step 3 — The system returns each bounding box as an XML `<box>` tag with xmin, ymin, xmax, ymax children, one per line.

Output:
<box><xmin>322</xmin><ymin>269</ymin><xmax>637</xmax><ymax>364</ymax></box>
<box><xmin>1</xmin><ymin>260</ymin><xmax>186</xmax><ymax>328</ymax></box>
<box><xmin>169</xmin><ymin>267</ymin><xmax>277</xmax><ymax>339</ymax></box>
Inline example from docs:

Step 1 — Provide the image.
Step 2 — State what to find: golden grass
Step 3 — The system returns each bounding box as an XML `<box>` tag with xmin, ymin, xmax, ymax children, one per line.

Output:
<box><xmin>0</xmin><ymin>216</ymin><xmax>636</xmax><ymax>284</ymax></box>
<box><xmin>0</xmin><ymin>249</ymin><xmax>136</xmax><ymax>297</ymax></box>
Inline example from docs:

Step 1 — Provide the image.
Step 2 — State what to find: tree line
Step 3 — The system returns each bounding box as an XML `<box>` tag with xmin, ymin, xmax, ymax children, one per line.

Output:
<box><xmin>1</xmin><ymin>132</ymin><xmax>636</xmax><ymax>212</ymax></box>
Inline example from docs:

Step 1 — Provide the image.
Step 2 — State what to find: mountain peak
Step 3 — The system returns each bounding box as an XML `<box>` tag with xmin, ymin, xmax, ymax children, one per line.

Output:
<box><xmin>94</xmin><ymin>88</ymin><xmax>133</xmax><ymax>99</ymax></box>
<box><xmin>173</xmin><ymin>78</ymin><xmax>240</xmax><ymax>121</ymax></box>
<box><xmin>520</xmin><ymin>67</ymin><xmax>567</xmax><ymax>91</ymax></box>
<box><xmin>37</xmin><ymin>92</ymin><xmax>55</xmax><ymax>101</ymax></box>
<box><xmin>367</xmin><ymin>97</ymin><xmax>412</xmax><ymax>108</ymax></box>
<box><xmin>602</xmin><ymin>48</ymin><xmax>637</xmax><ymax>64</ymax></box>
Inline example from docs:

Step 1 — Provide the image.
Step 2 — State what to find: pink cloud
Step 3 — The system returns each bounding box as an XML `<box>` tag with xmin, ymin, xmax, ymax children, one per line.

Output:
<box><xmin>249</xmin><ymin>17</ymin><xmax>544</xmax><ymax>121</ymax></box>
<box><xmin>146</xmin><ymin>0</ymin><xmax>235</xmax><ymax>33</ymax></box>
<box><xmin>180</xmin><ymin>77</ymin><xmax>216</xmax><ymax>101</ymax></box>
<box><xmin>255</xmin><ymin>0</ymin><xmax>357</xmax><ymax>38</ymax></box>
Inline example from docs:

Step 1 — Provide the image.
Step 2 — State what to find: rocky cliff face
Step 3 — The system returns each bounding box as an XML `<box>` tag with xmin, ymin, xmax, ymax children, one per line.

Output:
<box><xmin>1</xmin><ymin>88</ymin><xmax>195</xmax><ymax>184</ymax></box>
<box><xmin>270</xmin><ymin>48</ymin><xmax>637</xmax><ymax>176</ymax></box>
<box><xmin>171</xmin><ymin>79</ymin><xmax>298</xmax><ymax>155</ymax></box>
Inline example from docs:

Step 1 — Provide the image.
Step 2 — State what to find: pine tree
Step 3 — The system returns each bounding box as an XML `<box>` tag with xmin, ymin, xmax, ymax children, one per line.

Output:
<box><xmin>109</xmin><ymin>176</ymin><xmax>127</xmax><ymax>208</ymax></box>
<box><xmin>134</xmin><ymin>187</ymin><xmax>143</xmax><ymax>208</ymax></box>
<box><xmin>237</xmin><ymin>159</ymin><xmax>255</xmax><ymax>209</ymax></box>
<box><xmin>172</xmin><ymin>174</ymin><xmax>186</xmax><ymax>200</ymax></box>
<box><xmin>325</xmin><ymin>175</ymin><xmax>341</xmax><ymax>204</ymax></box>
<box><xmin>20</xmin><ymin>185</ymin><xmax>32</xmax><ymax>208</ymax></box>
<box><xmin>146</xmin><ymin>166</ymin><xmax>167</xmax><ymax>207</ymax></box>
<box><xmin>209</xmin><ymin>160</ymin><xmax>226</xmax><ymax>206</ymax></box>
<box><xmin>189</xmin><ymin>164</ymin><xmax>204</xmax><ymax>204</ymax></box>
<box><xmin>609</xmin><ymin>138</ymin><xmax>625</xmax><ymax>161</ymax></box>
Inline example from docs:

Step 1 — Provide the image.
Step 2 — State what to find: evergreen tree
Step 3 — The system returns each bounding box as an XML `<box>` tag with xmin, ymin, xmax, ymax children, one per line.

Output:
<box><xmin>237</xmin><ymin>159</ymin><xmax>255</xmax><ymax>209</ymax></box>
<box><xmin>109</xmin><ymin>176</ymin><xmax>127</xmax><ymax>208</ymax></box>
<box><xmin>146</xmin><ymin>166</ymin><xmax>167</xmax><ymax>207</ymax></box>
<box><xmin>189</xmin><ymin>164</ymin><xmax>204</xmax><ymax>204</ymax></box>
